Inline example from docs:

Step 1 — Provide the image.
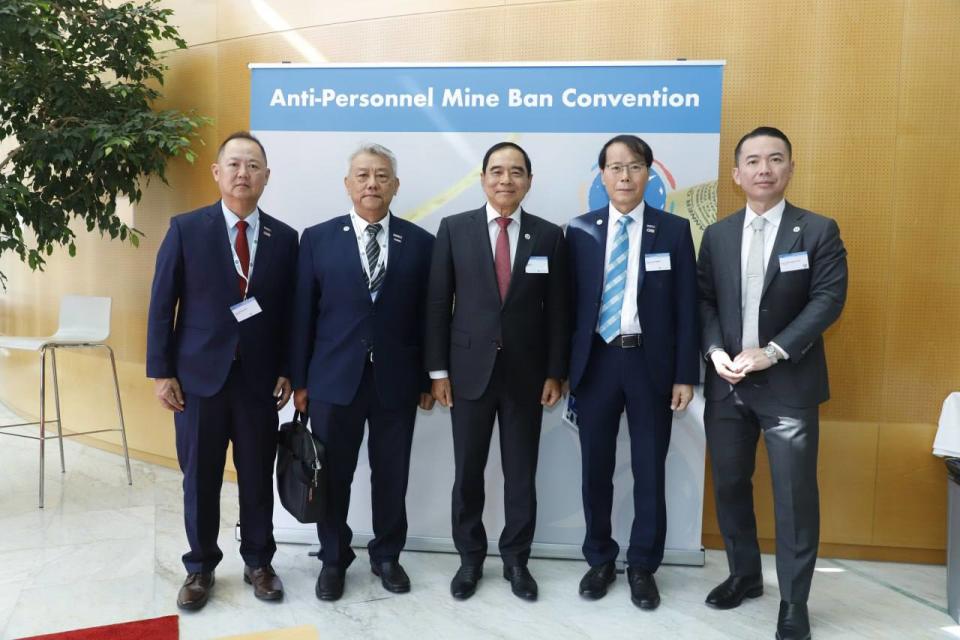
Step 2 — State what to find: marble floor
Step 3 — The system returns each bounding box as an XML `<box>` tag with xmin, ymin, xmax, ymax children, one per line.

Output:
<box><xmin>0</xmin><ymin>409</ymin><xmax>956</xmax><ymax>640</ymax></box>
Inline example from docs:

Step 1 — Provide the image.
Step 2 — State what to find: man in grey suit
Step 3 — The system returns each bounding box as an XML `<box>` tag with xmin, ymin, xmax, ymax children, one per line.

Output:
<box><xmin>697</xmin><ymin>127</ymin><xmax>847</xmax><ymax>640</ymax></box>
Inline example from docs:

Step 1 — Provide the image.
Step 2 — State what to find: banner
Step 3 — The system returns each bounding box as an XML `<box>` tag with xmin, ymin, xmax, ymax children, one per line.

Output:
<box><xmin>252</xmin><ymin>61</ymin><xmax>724</xmax><ymax>565</ymax></box>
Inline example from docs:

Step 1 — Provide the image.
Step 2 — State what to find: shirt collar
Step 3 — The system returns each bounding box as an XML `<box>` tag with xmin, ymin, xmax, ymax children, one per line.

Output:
<box><xmin>350</xmin><ymin>207</ymin><xmax>390</xmax><ymax>236</ymax></box>
<box><xmin>486</xmin><ymin>202</ymin><xmax>521</xmax><ymax>226</ymax></box>
<box><xmin>607</xmin><ymin>200</ymin><xmax>645</xmax><ymax>226</ymax></box>
<box><xmin>744</xmin><ymin>199</ymin><xmax>785</xmax><ymax>229</ymax></box>
<box><xmin>222</xmin><ymin>201</ymin><xmax>259</xmax><ymax>232</ymax></box>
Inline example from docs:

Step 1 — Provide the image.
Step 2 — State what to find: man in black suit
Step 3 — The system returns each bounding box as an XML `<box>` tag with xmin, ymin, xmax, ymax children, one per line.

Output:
<box><xmin>426</xmin><ymin>142</ymin><xmax>569</xmax><ymax>602</ymax></box>
<box><xmin>697</xmin><ymin>127</ymin><xmax>848</xmax><ymax>640</ymax></box>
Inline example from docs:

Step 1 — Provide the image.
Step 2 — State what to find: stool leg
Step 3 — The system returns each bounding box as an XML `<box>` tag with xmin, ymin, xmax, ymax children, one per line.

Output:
<box><xmin>51</xmin><ymin>347</ymin><xmax>65</xmax><ymax>473</ymax></box>
<box><xmin>105</xmin><ymin>346</ymin><xmax>132</xmax><ymax>485</ymax></box>
<box><xmin>39</xmin><ymin>348</ymin><xmax>46</xmax><ymax>509</ymax></box>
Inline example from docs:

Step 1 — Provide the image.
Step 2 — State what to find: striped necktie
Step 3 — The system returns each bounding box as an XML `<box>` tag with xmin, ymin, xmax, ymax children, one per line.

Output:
<box><xmin>598</xmin><ymin>216</ymin><xmax>633</xmax><ymax>343</ymax></box>
<box><xmin>364</xmin><ymin>223</ymin><xmax>385</xmax><ymax>294</ymax></box>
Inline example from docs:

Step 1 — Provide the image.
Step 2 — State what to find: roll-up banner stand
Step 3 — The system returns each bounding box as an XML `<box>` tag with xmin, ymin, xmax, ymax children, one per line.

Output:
<box><xmin>250</xmin><ymin>61</ymin><xmax>725</xmax><ymax>566</ymax></box>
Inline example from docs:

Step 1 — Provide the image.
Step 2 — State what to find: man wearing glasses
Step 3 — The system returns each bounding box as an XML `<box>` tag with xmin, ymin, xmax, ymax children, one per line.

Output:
<box><xmin>566</xmin><ymin>135</ymin><xmax>699</xmax><ymax>610</ymax></box>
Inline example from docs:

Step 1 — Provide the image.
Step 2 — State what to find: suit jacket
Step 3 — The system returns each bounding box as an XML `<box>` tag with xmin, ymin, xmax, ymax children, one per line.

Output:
<box><xmin>697</xmin><ymin>201</ymin><xmax>848</xmax><ymax>407</ymax></box>
<box><xmin>289</xmin><ymin>215</ymin><xmax>434</xmax><ymax>409</ymax></box>
<box><xmin>146</xmin><ymin>201</ymin><xmax>299</xmax><ymax>397</ymax></box>
<box><xmin>424</xmin><ymin>206</ymin><xmax>570</xmax><ymax>401</ymax></box>
<box><xmin>567</xmin><ymin>204</ymin><xmax>700</xmax><ymax>395</ymax></box>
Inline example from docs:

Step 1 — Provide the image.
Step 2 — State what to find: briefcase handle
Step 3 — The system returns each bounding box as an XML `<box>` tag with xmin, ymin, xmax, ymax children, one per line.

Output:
<box><xmin>292</xmin><ymin>410</ymin><xmax>323</xmax><ymax>482</ymax></box>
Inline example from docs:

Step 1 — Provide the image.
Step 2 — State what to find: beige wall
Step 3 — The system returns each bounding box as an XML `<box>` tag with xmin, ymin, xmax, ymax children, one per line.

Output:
<box><xmin>1</xmin><ymin>0</ymin><xmax>957</xmax><ymax>560</ymax></box>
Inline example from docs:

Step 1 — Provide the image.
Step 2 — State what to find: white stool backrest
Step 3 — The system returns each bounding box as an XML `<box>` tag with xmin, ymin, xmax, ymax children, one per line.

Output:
<box><xmin>53</xmin><ymin>295</ymin><xmax>112</xmax><ymax>342</ymax></box>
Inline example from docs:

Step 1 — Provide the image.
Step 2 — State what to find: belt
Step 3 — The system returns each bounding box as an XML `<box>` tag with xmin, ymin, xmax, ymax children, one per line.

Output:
<box><xmin>609</xmin><ymin>333</ymin><xmax>642</xmax><ymax>348</ymax></box>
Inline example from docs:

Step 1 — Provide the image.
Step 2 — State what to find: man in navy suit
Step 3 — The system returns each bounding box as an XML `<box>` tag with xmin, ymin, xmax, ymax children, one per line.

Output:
<box><xmin>147</xmin><ymin>132</ymin><xmax>298</xmax><ymax>610</ymax></box>
<box><xmin>290</xmin><ymin>144</ymin><xmax>435</xmax><ymax>602</ymax></box>
<box><xmin>566</xmin><ymin>135</ymin><xmax>699</xmax><ymax>610</ymax></box>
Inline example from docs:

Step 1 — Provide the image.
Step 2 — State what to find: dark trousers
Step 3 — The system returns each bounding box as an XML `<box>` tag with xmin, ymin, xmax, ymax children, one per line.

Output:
<box><xmin>450</xmin><ymin>357</ymin><xmax>543</xmax><ymax>567</ymax></box>
<box><xmin>705</xmin><ymin>378</ymin><xmax>820</xmax><ymax>604</ymax></box>
<box><xmin>174</xmin><ymin>361</ymin><xmax>278</xmax><ymax>573</ymax></box>
<box><xmin>575</xmin><ymin>337</ymin><xmax>673</xmax><ymax>570</ymax></box>
<box><xmin>309</xmin><ymin>361</ymin><xmax>417</xmax><ymax>569</ymax></box>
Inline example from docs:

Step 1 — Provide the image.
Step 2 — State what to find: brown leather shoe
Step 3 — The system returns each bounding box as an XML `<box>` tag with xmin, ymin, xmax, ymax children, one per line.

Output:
<box><xmin>244</xmin><ymin>564</ymin><xmax>284</xmax><ymax>601</ymax></box>
<box><xmin>177</xmin><ymin>572</ymin><xmax>214</xmax><ymax>611</ymax></box>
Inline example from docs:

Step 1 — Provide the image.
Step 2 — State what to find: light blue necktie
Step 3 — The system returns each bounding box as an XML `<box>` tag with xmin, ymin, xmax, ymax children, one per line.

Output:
<box><xmin>598</xmin><ymin>216</ymin><xmax>633</xmax><ymax>343</ymax></box>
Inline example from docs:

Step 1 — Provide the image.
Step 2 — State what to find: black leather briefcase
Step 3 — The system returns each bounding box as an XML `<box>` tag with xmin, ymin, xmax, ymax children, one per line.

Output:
<box><xmin>276</xmin><ymin>411</ymin><xmax>326</xmax><ymax>523</ymax></box>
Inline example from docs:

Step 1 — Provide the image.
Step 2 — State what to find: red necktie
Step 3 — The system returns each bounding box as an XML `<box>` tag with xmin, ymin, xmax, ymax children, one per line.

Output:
<box><xmin>494</xmin><ymin>217</ymin><xmax>512</xmax><ymax>303</ymax></box>
<box><xmin>235</xmin><ymin>220</ymin><xmax>250</xmax><ymax>297</ymax></box>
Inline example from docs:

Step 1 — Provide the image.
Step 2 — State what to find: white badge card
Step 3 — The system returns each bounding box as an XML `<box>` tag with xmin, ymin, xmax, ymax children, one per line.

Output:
<box><xmin>779</xmin><ymin>251</ymin><xmax>810</xmax><ymax>272</ymax></box>
<box><xmin>230</xmin><ymin>296</ymin><xmax>263</xmax><ymax>322</ymax></box>
<box><xmin>525</xmin><ymin>256</ymin><xmax>549</xmax><ymax>274</ymax></box>
<box><xmin>644</xmin><ymin>253</ymin><xmax>671</xmax><ymax>272</ymax></box>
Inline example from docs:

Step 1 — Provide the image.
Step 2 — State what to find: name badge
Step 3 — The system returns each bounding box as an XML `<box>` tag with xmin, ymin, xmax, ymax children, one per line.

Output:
<box><xmin>644</xmin><ymin>253</ymin><xmax>671</xmax><ymax>272</ymax></box>
<box><xmin>230</xmin><ymin>296</ymin><xmax>262</xmax><ymax>322</ymax></box>
<box><xmin>778</xmin><ymin>251</ymin><xmax>809</xmax><ymax>272</ymax></box>
<box><xmin>526</xmin><ymin>256</ymin><xmax>549</xmax><ymax>274</ymax></box>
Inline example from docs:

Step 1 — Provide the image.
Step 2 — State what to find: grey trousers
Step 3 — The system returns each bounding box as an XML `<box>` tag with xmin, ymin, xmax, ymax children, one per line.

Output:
<box><xmin>705</xmin><ymin>379</ymin><xmax>820</xmax><ymax>604</ymax></box>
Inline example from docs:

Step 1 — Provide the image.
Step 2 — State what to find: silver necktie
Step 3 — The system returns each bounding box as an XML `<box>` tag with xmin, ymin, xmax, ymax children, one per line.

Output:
<box><xmin>741</xmin><ymin>217</ymin><xmax>767</xmax><ymax>349</ymax></box>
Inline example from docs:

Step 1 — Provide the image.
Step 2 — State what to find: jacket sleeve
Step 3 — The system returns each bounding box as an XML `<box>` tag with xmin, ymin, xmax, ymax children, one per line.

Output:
<box><xmin>424</xmin><ymin>217</ymin><xmax>455</xmax><ymax>373</ymax></box>
<box><xmin>545</xmin><ymin>226</ymin><xmax>571</xmax><ymax>380</ymax></box>
<box><xmin>146</xmin><ymin>217</ymin><xmax>184</xmax><ymax>379</ymax></box>
<box><xmin>673</xmin><ymin>219</ymin><xmax>701</xmax><ymax>384</ymax></box>
<box><xmin>289</xmin><ymin>228</ymin><xmax>318</xmax><ymax>390</ymax></box>
<box><xmin>697</xmin><ymin>224</ymin><xmax>724</xmax><ymax>358</ymax></box>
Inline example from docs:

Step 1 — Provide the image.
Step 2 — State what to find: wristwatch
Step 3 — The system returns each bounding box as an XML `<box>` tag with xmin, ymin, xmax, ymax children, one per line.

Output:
<box><xmin>762</xmin><ymin>343</ymin><xmax>780</xmax><ymax>364</ymax></box>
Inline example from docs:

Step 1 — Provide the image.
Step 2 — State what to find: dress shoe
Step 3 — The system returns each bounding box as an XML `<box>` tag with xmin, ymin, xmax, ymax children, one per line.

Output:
<box><xmin>315</xmin><ymin>565</ymin><xmax>345</xmax><ymax>601</ymax></box>
<box><xmin>371</xmin><ymin>560</ymin><xmax>411</xmax><ymax>593</ymax></box>
<box><xmin>626</xmin><ymin>566</ymin><xmax>660</xmax><ymax>610</ymax></box>
<box><xmin>177</xmin><ymin>572</ymin><xmax>214</xmax><ymax>611</ymax></box>
<box><xmin>776</xmin><ymin>601</ymin><xmax>811</xmax><ymax>640</ymax></box>
<box><xmin>705</xmin><ymin>573</ymin><xmax>763</xmax><ymax>609</ymax></box>
<box><xmin>450</xmin><ymin>564</ymin><xmax>483</xmax><ymax>600</ymax></box>
<box><xmin>243</xmin><ymin>564</ymin><xmax>284</xmax><ymax>601</ymax></box>
<box><xmin>503</xmin><ymin>565</ymin><xmax>538</xmax><ymax>601</ymax></box>
<box><xmin>579</xmin><ymin>561</ymin><xmax>616</xmax><ymax>599</ymax></box>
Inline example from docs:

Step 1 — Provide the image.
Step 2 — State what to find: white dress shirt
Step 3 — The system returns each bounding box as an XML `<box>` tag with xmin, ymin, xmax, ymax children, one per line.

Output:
<box><xmin>740</xmin><ymin>199</ymin><xmax>789</xmax><ymax>359</ymax></box>
<box><xmin>350</xmin><ymin>208</ymin><xmax>390</xmax><ymax>289</ymax></box>
<box><xmin>597</xmin><ymin>201</ymin><xmax>644</xmax><ymax>335</ymax></box>
<box><xmin>222</xmin><ymin>202</ymin><xmax>260</xmax><ymax>287</ymax></box>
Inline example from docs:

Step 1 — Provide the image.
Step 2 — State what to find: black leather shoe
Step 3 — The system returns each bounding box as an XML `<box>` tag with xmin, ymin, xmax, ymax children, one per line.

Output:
<box><xmin>371</xmin><ymin>560</ymin><xmax>411</xmax><ymax>593</ymax></box>
<box><xmin>315</xmin><ymin>565</ymin><xmax>345</xmax><ymax>601</ymax></box>
<box><xmin>776</xmin><ymin>601</ymin><xmax>811</xmax><ymax>640</ymax></box>
<box><xmin>705</xmin><ymin>573</ymin><xmax>763</xmax><ymax>609</ymax></box>
<box><xmin>244</xmin><ymin>564</ymin><xmax>284</xmax><ymax>601</ymax></box>
<box><xmin>579</xmin><ymin>561</ymin><xmax>616</xmax><ymax>599</ymax></box>
<box><xmin>626</xmin><ymin>567</ymin><xmax>660</xmax><ymax>610</ymax></box>
<box><xmin>503</xmin><ymin>565</ymin><xmax>538</xmax><ymax>601</ymax></box>
<box><xmin>451</xmin><ymin>564</ymin><xmax>483</xmax><ymax>600</ymax></box>
<box><xmin>177</xmin><ymin>572</ymin><xmax>214</xmax><ymax>611</ymax></box>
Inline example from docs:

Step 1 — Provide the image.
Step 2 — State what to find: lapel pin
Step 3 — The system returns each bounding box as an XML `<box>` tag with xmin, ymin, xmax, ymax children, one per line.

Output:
<box><xmin>262</xmin><ymin>226</ymin><xmax>272</xmax><ymax>237</ymax></box>
<box><xmin>793</xmin><ymin>226</ymin><xmax>800</xmax><ymax>232</ymax></box>
<box><xmin>343</xmin><ymin>225</ymin><xmax>350</xmax><ymax>232</ymax></box>
<box><xmin>646</xmin><ymin>225</ymin><xmax>656</xmax><ymax>234</ymax></box>
<box><xmin>392</xmin><ymin>233</ymin><xmax>403</xmax><ymax>243</ymax></box>
<box><xmin>524</xmin><ymin>233</ymin><xmax>531</xmax><ymax>240</ymax></box>
<box><xmin>596</xmin><ymin>219</ymin><xmax>604</xmax><ymax>225</ymax></box>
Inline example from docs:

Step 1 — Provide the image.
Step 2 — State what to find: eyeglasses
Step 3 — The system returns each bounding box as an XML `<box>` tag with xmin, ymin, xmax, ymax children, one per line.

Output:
<box><xmin>605</xmin><ymin>163</ymin><xmax>647</xmax><ymax>175</ymax></box>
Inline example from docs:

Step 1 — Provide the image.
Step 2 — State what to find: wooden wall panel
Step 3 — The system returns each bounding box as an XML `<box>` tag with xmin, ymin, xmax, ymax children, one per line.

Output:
<box><xmin>0</xmin><ymin>0</ymin><xmax>956</xmax><ymax>560</ymax></box>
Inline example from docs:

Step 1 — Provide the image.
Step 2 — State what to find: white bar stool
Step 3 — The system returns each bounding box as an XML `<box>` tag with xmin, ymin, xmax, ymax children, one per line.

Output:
<box><xmin>0</xmin><ymin>295</ymin><xmax>132</xmax><ymax>507</ymax></box>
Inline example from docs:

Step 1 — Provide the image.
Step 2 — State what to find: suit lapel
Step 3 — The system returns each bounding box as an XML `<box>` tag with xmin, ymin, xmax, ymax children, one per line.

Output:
<box><xmin>636</xmin><ymin>205</ymin><xmax>659</xmax><ymax>294</ymax></box>
<box><xmin>589</xmin><ymin>209</ymin><xmax>608</xmax><ymax>304</ymax></box>
<box><xmin>761</xmin><ymin>203</ymin><xmax>804</xmax><ymax>298</ymax></box>
<box><xmin>335</xmin><ymin>214</ymin><xmax>371</xmax><ymax>301</ymax></box>
<box><xmin>376</xmin><ymin>216</ymin><xmax>405</xmax><ymax>306</ymax></box>
<box><xmin>248</xmin><ymin>210</ymin><xmax>274</xmax><ymax>296</ymax></box>
<box><xmin>504</xmin><ymin>210</ymin><xmax>535</xmax><ymax>305</ymax></box>
<box><xmin>206</xmin><ymin>203</ymin><xmax>242</xmax><ymax>303</ymax></box>
<box><xmin>471</xmin><ymin>207</ymin><xmax>501</xmax><ymax>302</ymax></box>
